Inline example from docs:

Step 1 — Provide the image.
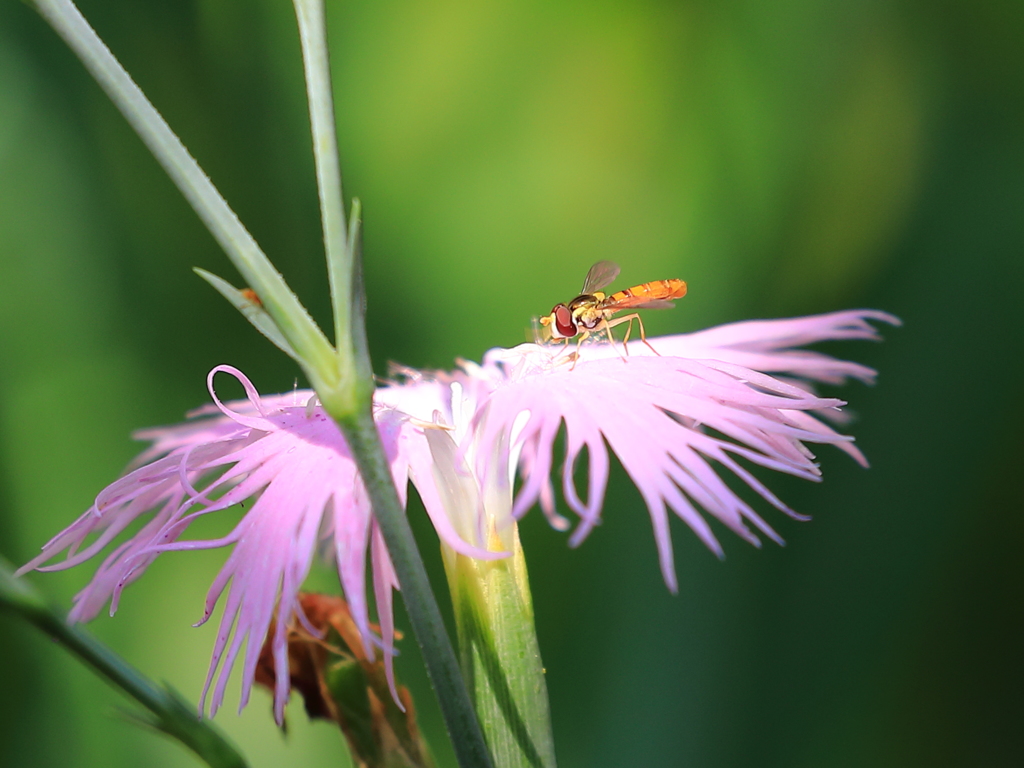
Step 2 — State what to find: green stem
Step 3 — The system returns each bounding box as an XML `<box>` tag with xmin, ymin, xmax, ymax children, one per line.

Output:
<box><xmin>337</xmin><ymin>408</ymin><xmax>495</xmax><ymax>768</ymax></box>
<box><xmin>29</xmin><ymin>0</ymin><xmax>336</xmax><ymax>380</ymax></box>
<box><xmin>291</xmin><ymin>0</ymin><xmax>351</xmax><ymax>353</ymax></box>
<box><xmin>290</xmin><ymin>4</ymin><xmax>491</xmax><ymax>762</ymax></box>
<box><xmin>0</xmin><ymin>558</ymin><xmax>247</xmax><ymax>768</ymax></box>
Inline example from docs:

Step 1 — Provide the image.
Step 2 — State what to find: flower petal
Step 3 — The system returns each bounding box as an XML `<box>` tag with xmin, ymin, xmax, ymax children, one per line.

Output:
<box><xmin>474</xmin><ymin>310</ymin><xmax>895</xmax><ymax>588</ymax></box>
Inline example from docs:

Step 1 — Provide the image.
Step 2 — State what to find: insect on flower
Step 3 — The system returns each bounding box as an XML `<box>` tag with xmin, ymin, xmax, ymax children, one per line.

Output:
<box><xmin>539</xmin><ymin>260</ymin><xmax>687</xmax><ymax>356</ymax></box>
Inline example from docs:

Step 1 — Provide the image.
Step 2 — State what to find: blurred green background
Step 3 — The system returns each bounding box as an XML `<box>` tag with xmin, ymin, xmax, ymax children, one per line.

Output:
<box><xmin>1</xmin><ymin>0</ymin><xmax>1021</xmax><ymax>766</ymax></box>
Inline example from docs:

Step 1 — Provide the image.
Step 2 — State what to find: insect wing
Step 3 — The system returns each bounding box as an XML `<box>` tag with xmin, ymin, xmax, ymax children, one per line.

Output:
<box><xmin>610</xmin><ymin>298</ymin><xmax>678</xmax><ymax>310</ymax></box>
<box><xmin>600</xmin><ymin>295</ymin><xmax>677</xmax><ymax>311</ymax></box>
<box><xmin>580</xmin><ymin>260</ymin><xmax>620</xmax><ymax>294</ymax></box>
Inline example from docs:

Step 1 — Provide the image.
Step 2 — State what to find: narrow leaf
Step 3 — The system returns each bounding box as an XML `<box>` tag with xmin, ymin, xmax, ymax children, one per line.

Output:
<box><xmin>194</xmin><ymin>268</ymin><xmax>300</xmax><ymax>361</ymax></box>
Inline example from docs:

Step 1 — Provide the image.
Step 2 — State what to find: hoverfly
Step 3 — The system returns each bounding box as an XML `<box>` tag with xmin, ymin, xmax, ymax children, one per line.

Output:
<box><xmin>539</xmin><ymin>261</ymin><xmax>687</xmax><ymax>356</ymax></box>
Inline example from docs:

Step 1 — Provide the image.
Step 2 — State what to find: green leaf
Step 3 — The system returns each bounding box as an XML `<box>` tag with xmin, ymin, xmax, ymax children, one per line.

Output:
<box><xmin>193</xmin><ymin>268</ymin><xmax>300</xmax><ymax>361</ymax></box>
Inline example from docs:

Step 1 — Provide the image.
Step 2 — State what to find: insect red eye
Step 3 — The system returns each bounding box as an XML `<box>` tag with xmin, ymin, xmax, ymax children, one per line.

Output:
<box><xmin>553</xmin><ymin>304</ymin><xmax>577</xmax><ymax>338</ymax></box>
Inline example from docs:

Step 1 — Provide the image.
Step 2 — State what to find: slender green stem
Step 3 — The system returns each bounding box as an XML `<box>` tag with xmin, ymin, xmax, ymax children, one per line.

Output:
<box><xmin>338</xmin><ymin>409</ymin><xmax>495</xmax><ymax>768</ymax></box>
<box><xmin>291</xmin><ymin>0</ymin><xmax>351</xmax><ymax>353</ymax></box>
<box><xmin>291</xmin><ymin>3</ymin><xmax>490</xmax><ymax>761</ymax></box>
<box><xmin>0</xmin><ymin>558</ymin><xmax>247</xmax><ymax>768</ymax></box>
<box><xmin>29</xmin><ymin>0</ymin><xmax>336</xmax><ymax>380</ymax></box>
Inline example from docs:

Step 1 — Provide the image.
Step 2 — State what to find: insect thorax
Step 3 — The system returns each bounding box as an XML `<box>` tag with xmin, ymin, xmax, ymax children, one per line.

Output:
<box><xmin>568</xmin><ymin>293</ymin><xmax>605</xmax><ymax>331</ymax></box>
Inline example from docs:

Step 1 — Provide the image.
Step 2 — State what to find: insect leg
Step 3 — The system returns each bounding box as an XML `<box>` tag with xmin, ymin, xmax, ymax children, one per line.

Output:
<box><xmin>604</xmin><ymin>314</ymin><xmax>661</xmax><ymax>356</ymax></box>
<box><xmin>570</xmin><ymin>332</ymin><xmax>590</xmax><ymax>370</ymax></box>
<box><xmin>634</xmin><ymin>314</ymin><xmax>660</xmax><ymax>356</ymax></box>
<box><xmin>621</xmin><ymin>315</ymin><xmax>635</xmax><ymax>354</ymax></box>
<box><xmin>595</xmin><ymin>318</ymin><xmax>628</xmax><ymax>361</ymax></box>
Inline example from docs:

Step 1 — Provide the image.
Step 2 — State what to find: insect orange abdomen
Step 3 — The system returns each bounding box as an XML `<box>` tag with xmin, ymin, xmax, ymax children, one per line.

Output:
<box><xmin>608</xmin><ymin>278</ymin><xmax>687</xmax><ymax>303</ymax></box>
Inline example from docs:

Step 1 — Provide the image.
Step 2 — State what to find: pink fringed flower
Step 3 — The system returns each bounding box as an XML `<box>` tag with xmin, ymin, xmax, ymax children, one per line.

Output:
<box><xmin>17</xmin><ymin>365</ymin><xmax>500</xmax><ymax>723</ymax></box>
<box><xmin>19</xmin><ymin>309</ymin><xmax>896</xmax><ymax>719</ymax></box>
<box><xmin>473</xmin><ymin>309</ymin><xmax>898</xmax><ymax>590</ymax></box>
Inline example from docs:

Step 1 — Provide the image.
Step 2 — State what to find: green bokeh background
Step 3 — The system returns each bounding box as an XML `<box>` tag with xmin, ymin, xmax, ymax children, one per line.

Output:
<box><xmin>1</xmin><ymin>0</ymin><xmax>1021</xmax><ymax>766</ymax></box>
